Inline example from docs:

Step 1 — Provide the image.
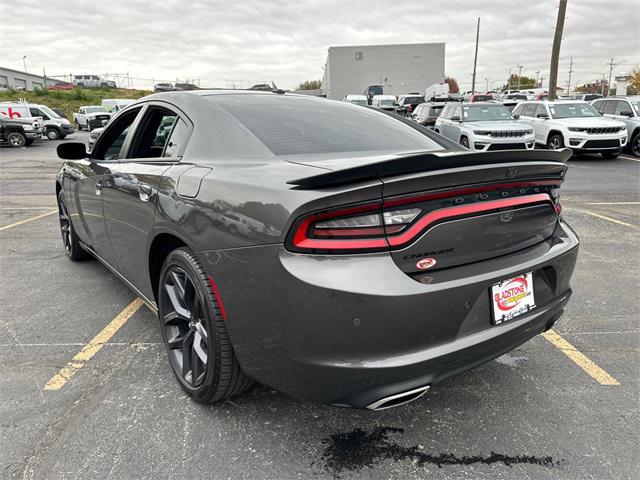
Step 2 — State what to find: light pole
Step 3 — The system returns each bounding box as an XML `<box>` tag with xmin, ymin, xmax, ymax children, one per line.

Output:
<box><xmin>22</xmin><ymin>55</ymin><xmax>28</xmax><ymax>74</ymax></box>
<box><xmin>516</xmin><ymin>65</ymin><xmax>523</xmax><ymax>90</ymax></box>
<box><xmin>535</xmin><ymin>70</ymin><xmax>541</xmax><ymax>87</ymax></box>
<box><xmin>508</xmin><ymin>67</ymin><xmax>513</xmax><ymax>91</ymax></box>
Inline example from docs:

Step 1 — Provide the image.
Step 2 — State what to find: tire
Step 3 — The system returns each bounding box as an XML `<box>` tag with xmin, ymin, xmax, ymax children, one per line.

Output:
<box><xmin>6</xmin><ymin>131</ymin><xmax>26</xmax><ymax>148</ymax></box>
<box><xmin>460</xmin><ymin>136</ymin><xmax>470</xmax><ymax>149</ymax></box>
<box><xmin>158</xmin><ymin>247</ymin><xmax>252</xmax><ymax>403</ymax></box>
<box><xmin>46</xmin><ymin>128</ymin><xmax>61</xmax><ymax>140</ymax></box>
<box><xmin>602</xmin><ymin>151</ymin><xmax>621</xmax><ymax>159</ymax></box>
<box><xmin>57</xmin><ymin>191</ymin><xmax>91</xmax><ymax>261</ymax></box>
<box><xmin>631</xmin><ymin>132</ymin><xmax>640</xmax><ymax>157</ymax></box>
<box><xmin>547</xmin><ymin>133</ymin><xmax>564</xmax><ymax>150</ymax></box>
<box><xmin>75</xmin><ymin>121</ymin><xmax>82</xmax><ymax>131</ymax></box>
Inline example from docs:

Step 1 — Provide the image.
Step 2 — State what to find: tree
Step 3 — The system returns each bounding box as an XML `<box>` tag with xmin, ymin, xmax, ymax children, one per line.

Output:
<box><xmin>628</xmin><ymin>65</ymin><xmax>640</xmax><ymax>95</ymax></box>
<box><xmin>297</xmin><ymin>80</ymin><xmax>322</xmax><ymax>90</ymax></box>
<box><xmin>500</xmin><ymin>74</ymin><xmax>537</xmax><ymax>91</ymax></box>
<box><xmin>444</xmin><ymin>76</ymin><xmax>459</xmax><ymax>93</ymax></box>
<box><xmin>575</xmin><ymin>80</ymin><xmax>607</xmax><ymax>94</ymax></box>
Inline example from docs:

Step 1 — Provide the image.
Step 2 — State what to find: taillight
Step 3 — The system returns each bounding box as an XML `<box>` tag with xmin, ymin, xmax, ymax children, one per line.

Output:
<box><xmin>287</xmin><ymin>182</ymin><xmax>560</xmax><ymax>254</ymax></box>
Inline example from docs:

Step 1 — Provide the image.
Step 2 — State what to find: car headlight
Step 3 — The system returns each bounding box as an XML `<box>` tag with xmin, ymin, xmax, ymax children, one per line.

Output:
<box><xmin>23</xmin><ymin>124</ymin><xmax>34</xmax><ymax>131</ymax></box>
<box><xmin>568</xmin><ymin>127</ymin><xmax>587</xmax><ymax>132</ymax></box>
<box><xmin>473</xmin><ymin>130</ymin><xmax>490</xmax><ymax>136</ymax></box>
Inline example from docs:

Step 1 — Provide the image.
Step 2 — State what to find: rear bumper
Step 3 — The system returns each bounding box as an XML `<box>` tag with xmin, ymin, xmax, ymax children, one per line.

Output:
<box><xmin>199</xmin><ymin>219</ymin><xmax>579</xmax><ymax>407</ymax></box>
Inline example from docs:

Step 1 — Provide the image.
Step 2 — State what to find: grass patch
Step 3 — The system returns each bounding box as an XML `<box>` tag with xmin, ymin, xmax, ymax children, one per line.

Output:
<box><xmin>0</xmin><ymin>87</ymin><xmax>152</xmax><ymax>120</ymax></box>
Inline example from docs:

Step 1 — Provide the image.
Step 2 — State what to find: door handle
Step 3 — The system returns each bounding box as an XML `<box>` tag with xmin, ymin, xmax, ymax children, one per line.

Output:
<box><xmin>95</xmin><ymin>180</ymin><xmax>103</xmax><ymax>196</ymax></box>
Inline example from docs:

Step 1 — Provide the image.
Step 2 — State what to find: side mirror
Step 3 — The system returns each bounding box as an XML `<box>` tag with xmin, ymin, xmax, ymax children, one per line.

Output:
<box><xmin>513</xmin><ymin>114</ymin><xmax>520</xmax><ymax>119</ymax></box>
<box><xmin>450</xmin><ymin>115</ymin><xmax>461</xmax><ymax>122</ymax></box>
<box><xmin>620</xmin><ymin>110</ymin><xmax>633</xmax><ymax>117</ymax></box>
<box><xmin>536</xmin><ymin>113</ymin><xmax>549</xmax><ymax>119</ymax></box>
<box><xmin>101</xmin><ymin>119</ymin><xmax>109</xmax><ymax>126</ymax></box>
<box><xmin>57</xmin><ymin>142</ymin><xmax>88</xmax><ymax>160</ymax></box>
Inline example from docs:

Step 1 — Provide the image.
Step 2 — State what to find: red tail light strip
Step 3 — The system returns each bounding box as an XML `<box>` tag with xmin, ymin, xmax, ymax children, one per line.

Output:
<box><xmin>386</xmin><ymin>193</ymin><xmax>552</xmax><ymax>247</ymax></box>
<box><xmin>291</xmin><ymin>193</ymin><xmax>553</xmax><ymax>252</ymax></box>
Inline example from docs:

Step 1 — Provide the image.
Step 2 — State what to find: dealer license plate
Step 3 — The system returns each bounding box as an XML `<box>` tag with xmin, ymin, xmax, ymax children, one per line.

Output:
<box><xmin>491</xmin><ymin>272</ymin><xmax>535</xmax><ymax>324</ymax></box>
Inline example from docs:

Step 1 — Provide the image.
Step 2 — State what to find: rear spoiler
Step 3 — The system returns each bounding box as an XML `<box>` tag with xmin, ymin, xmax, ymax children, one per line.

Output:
<box><xmin>287</xmin><ymin>148</ymin><xmax>572</xmax><ymax>189</ymax></box>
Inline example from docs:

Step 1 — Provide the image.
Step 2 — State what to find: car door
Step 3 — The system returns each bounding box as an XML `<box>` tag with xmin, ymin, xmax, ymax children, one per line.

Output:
<box><xmin>100</xmin><ymin>102</ymin><xmax>192</xmax><ymax>300</ymax></box>
<box><xmin>65</xmin><ymin>106</ymin><xmax>144</xmax><ymax>265</ymax></box>
<box><xmin>438</xmin><ymin>104</ymin><xmax>452</xmax><ymax>137</ymax></box>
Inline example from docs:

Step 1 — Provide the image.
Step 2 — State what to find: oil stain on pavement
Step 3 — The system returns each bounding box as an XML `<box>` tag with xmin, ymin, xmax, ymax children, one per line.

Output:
<box><xmin>319</xmin><ymin>426</ymin><xmax>562</xmax><ymax>477</ymax></box>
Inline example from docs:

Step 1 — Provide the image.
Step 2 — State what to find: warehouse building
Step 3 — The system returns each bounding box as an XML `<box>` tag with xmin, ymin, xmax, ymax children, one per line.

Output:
<box><xmin>323</xmin><ymin>43</ymin><xmax>445</xmax><ymax>100</ymax></box>
<box><xmin>0</xmin><ymin>66</ymin><xmax>58</xmax><ymax>91</ymax></box>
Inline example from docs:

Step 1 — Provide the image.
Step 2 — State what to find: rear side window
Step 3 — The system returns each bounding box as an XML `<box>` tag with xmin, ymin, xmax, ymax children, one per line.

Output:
<box><xmin>164</xmin><ymin>119</ymin><xmax>189</xmax><ymax>157</ymax></box>
<box><xmin>523</xmin><ymin>104</ymin><xmax>537</xmax><ymax>117</ymax></box>
<box><xmin>213</xmin><ymin>95</ymin><xmax>441</xmax><ymax>156</ymax></box>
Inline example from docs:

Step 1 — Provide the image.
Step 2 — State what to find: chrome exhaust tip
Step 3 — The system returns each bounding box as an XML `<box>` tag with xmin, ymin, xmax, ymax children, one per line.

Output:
<box><xmin>366</xmin><ymin>385</ymin><xmax>430</xmax><ymax>411</ymax></box>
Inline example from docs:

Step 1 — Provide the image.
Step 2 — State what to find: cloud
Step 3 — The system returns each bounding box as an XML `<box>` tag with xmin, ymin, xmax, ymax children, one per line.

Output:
<box><xmin>1</xmin><ymin>0</ymin><xmax>638</xmax><ymax>90</ymax></box>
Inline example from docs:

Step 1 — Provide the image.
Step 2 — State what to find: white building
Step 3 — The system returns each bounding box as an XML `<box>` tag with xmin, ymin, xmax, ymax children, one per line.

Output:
<box><xmin>0</xmin><ymin>66</ymin><xmax>58</xmax><ymax>91</ymax></box>
<box><xmin>323</xmin><ymin>43</ymin><xmax>445</xmax><ymax>100</ymax></box>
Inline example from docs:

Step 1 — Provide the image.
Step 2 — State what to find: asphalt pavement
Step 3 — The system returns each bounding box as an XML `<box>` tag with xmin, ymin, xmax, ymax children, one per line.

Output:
<box><xmin>1</xmin><ymin>133</ymin><xmax>638</xmax><ymax>479</ymax></box>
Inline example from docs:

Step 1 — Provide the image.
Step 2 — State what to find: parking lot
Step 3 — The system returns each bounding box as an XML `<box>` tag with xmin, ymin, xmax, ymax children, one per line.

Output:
<box><xmin>1</xmin><ymin>133</ymin><xmax>638</xmax><ymax>479</ymax></box>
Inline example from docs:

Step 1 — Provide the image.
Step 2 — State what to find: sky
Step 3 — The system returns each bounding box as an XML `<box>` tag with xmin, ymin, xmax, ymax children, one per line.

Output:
<box><xmin>1</xmin><ymin>0</ymin><xmax>638</xmax><ymax>91</ymax></box>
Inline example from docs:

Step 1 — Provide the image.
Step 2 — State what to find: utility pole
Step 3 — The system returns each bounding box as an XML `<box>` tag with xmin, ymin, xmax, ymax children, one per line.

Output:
<box><xmin>22</xmin><ymin>55</ymin><xmax>28</xmax><ymax>74</ymax></box>
<box><xmin>601</xmin><ymin>73</ymin><xmax>606</xmax><ymax>95</ymax></box>
<box><xmin>471</xmin><ymin>17</ymin><xmax>480</xmax><ymax>94</ymax></box>
<box><xmin>606</xmin><ymin>57</ymin><xmax>625</xmax><ymax>96</ymax></box>
<box><xmin>535</xmin><ymin>70</ymin><xmax>541</xmax><ymax>87</ymax></box>
<box><xmin>507</xmin><ymin>67</ymin><xmax>513</xmax><ymax>91</ymax></box>
<box><xmin>548</xmin><ymin>0</ymin><xmax>567</xmax><ymax>100</ymax></box>
<box><xmin>567</xmin><ymin>56</ymin><xmax>573</xmax><ymax>94</ymax></box>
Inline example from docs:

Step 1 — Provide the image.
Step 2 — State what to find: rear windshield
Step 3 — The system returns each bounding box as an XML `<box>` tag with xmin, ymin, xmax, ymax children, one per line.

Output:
<box><xmin>429</xmin><ymin>106</ymin><xmax>444</xmax><ymax>115</ymax></box>
<box><xmin>212</xmin><ymin>95</ymin><xmax>442</xmax><ymax>156</ymax></box>
<box><xmin>369</xmin><ymin>86</ymin><xmax>383</xmax><ymax>95</ymax></box>
<box><xmin>404</xmin><ymin>96</ymin><xmax>425</xmax><ymax>105</ymax></box>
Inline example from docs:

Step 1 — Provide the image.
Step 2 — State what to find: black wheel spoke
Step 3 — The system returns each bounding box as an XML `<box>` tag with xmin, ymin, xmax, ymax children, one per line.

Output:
<box><xmin>160</xmin><ymin>265</ymin><xmax>210</xmax><ymax>388</ymax></box>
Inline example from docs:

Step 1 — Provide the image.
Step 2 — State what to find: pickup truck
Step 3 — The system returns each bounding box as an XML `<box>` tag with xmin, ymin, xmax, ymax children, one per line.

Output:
<box><xmin>0</xmin><ymin>115</ymin><xmax>42</xmax><ymax>147</ymax></box>
<box><xmin>73</xmin><ymin>106</ymin><xmax>112</xmax><ymax>131</ymax></box>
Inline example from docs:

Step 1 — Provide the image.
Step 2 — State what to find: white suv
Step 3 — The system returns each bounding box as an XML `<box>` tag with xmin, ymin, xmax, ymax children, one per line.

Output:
<box><xmin>513</xmin><ymin>100</ymin><xmax>627</xmax><ymax>159</ymax></box>
<box><xmin>434</xmin><ymin>102</ymin><xmax>534</xmax><ymax>151</ymax></box>
<box><xmin>591</xmin><ymin>97</ymin><xmax>640</xmax><ymax>157</ymax></box>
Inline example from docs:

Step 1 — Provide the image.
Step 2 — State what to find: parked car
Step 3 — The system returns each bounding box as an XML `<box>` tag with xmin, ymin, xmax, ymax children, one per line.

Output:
<box><xmin>411</xmin><ymin>101</ymin><xmax>445</xmax><ymax>127</ymax></box>
<box><xmin>0</xmin><ymin>102</ymin><xmax>74</xmax><ymax>140</ymax></box>
<box><xmin>434</xmin><ymin>102</ymin><xmax>535</xmax><ymax>151</ymax></box>
<box><xmin>363</xmin><ymin>85</ymin><xmax>383</xmax><ymax>105</ymax></box>
<box><xmin>0</xmin><ymin>115</ymin><xmax>41</xmax><ymax>147</ymax></box>
<box><xmin>467</xmin><ymin>94</ymin><xmax>494</xmax><ymax>103</ymax></box>
<box><xmin>175</xmin><ymin>83</ymin><xmax>199</xmax><ymax>91</ymax></box>
<box><xmin>535</xmin><ymin>92</ymin><xmax>550</xmax><ymax>100</ymax></box>
<box><xmin>48</xmin><ymin>81</ymin><xmax>74</xmax><ymax>91</ymax></box>
<box><xmin>513</xmin><ymin>100</ymin><xmax>627</xmax><ymax>158</ymax></box>
<box><xmin>72</xmin><ymin>75</ymin><xmax>117</xmax><ymax>88</ymax></box>
<box><xmin>73</xmin><ymin>106</ymin><xmax>112</xmax><ymax>131</ymax></box>
<box><xmin>396</xmin><ymin>95</ymin><xmax>425</xmax><ymax>116</ymax></box>
<box><xmin>154</xmin><ymin>83</ymin><xmax>176</xmax><ymax>92</ymax></box>
<box><xmin>575</xmin><ymin>93</ymin><xmax>603</xmax><ymax>102</ymax></box>
<box><xmin>102</xmin><ymin>99</ymin><xmax>136</xmax><ymax>113</ymax></box>
<box><xmin>503</xmin><ymin>93</ymin><xmax>528</xmax><ymax>101</ymax></box>
<box><xmin>88</xmin><ymin>126</ymin><xmax>104</xmax><ymax>151</ymax></box>
<box><xmin>591</xmin><ymin>96</ymin><xmax>640</xmax><ymax>157</ymax></box>
<box><xmin>55</xmin><ymin>90</ymin><xmax>578</xmax><ymax>409</ymax></box>
<box><xmin>425</xmin><ymin>83</ymin><xmax>450</xmax><ymax>101</ymax></box>
<box><xmin>342</xmin><ymin>94</ymin><xmax>368</xmax><ymax>106</ymax></box>
<box><xmin>371</xmin><ymin>94</ymin><xmax>397</xmax><ymax>111</ymax></box>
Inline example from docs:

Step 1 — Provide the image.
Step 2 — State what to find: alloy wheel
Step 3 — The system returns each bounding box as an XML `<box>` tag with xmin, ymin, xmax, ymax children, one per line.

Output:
<box><xmin>161</xmin><ymin>267</ymin><xmax>209</xmax><ymax>387</ymax></box>
<box><xmin>549</xmin><ymin>137</ymin><xmax>562</xmax><ymax>150</ymax></box>
<box><xmin>58</xmin><ymin>197</ymin><xmax>72</xmax><ymax>254</ymax></box>
<box><xmin>8</xmin><ymin>133</ymin><xmax>25</xmax><ymax>147</ymax></box>
<box><xmin>632</xmin><ymin>135</ymin><xmax>640</xmax><ymax>157</ymax></box>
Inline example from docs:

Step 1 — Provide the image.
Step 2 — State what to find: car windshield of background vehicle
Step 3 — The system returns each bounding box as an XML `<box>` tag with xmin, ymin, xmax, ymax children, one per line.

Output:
<box><xmin>631</xmin><ymin>101</ymin><xmax>640</xmax><ymax>115</ymax></box>
<box><xmin>380</xmin><ymin>100</ymin><xmax>395</xmax><ymax>106</ymax></box>
<box><xmin>214</xmin><ymin>95</ymin><xmax>442</xmax><ymax>156</ymax></box>
<box><xmin>463</xmin><ymin>105</ymin><xmax>514</xmax><ymax>121</ymax></box>
<box><xmin>40</xmin><ymin>106</ymin><xmax>61</xmax><ymax>119</ymax></box>
<box><xmin>351</xmin><ymin>100</ymin><xmax>367</xmax><ymax>106</ymax></box>
<box><xmin>405</xmin><ymin>97</ymin><xmax>425</xmax><ymax>104</ymax></box>
<box><xmin>549</xmin><ymin>103</ymin><xmax>601</xmax><ymax>119</ymax></box>
<box><xmin>370</xmin><ymin>86</ymin><xmax>383</xmax><ymax>95</ymax></box>
<box><xmin>86</xmin><ymin>107</ymin><xmax>107</xmax><ymax>113</ymax></box>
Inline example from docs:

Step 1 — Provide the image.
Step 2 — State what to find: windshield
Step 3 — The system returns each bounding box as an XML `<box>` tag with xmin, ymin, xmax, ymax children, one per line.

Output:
<box><xmin>214</xmin><ymin>95</ymin><xmax>442</xmax><ymax>156</ymax></box>
<box><xmin>404</xmin><ymin>96</ymin><xmax>425</xmax><ymax>105</ymax></box>
<box><xmin>549</xmin><ymin>103</ymin><xmax>601</xmax><ymax>119</ymax></box>
<box><xmin>39</xmin><ymin>106</ymin><xmax>61</xmax><ymax>119</ymax></box>
<box><xmin>631</xmin><ymin>101</ymin><xmax>640</xmax><ymax>115</ymax></box>
<box><xmin>463</xmin><ymin>105</ymin><xmax>514</xmax><ymax>121</ymax></box>
<box><xmin>369</xmin><ymin>86</ymin><xmax>383</xmax><ymax>95</ymax></box>
<box><xmin>86</xmin><ymin>106</ymin><xmax>107</xmax><ymax>113</ymax></box>
<box><xmin>380</xmin><ymin>99</ymin><xmax>395</xmax><ymax>106</ymax></box>
<box><xmin>350</xmin><ymin>99</ymin><xmax>367</xmax><ymax>106</ymax></box>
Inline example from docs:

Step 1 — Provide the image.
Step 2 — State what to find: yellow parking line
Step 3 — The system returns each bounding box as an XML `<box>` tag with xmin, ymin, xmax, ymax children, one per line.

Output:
<box><xmin>566</xmin><ymin>207</ymin><xmax>639</xmax><ymax>230</ymax></box>
<box><xmin>0</xmin><ymin>210</ymin><xmax>57</xmax><ymax>232</ymax></box>
<box><xmin>44</xmin><ymin>298</ymin><xmax>144</xmax><ymax>391</ymax></box>
<box><xmin>542</xmin><ymin>329</ymin><xmax>619</xmax><ymax>385</ymax></box>
<box><xmin>620</xmin><ymin>155</ymin><xmax>640</xmax><ymax>163</ymax></box>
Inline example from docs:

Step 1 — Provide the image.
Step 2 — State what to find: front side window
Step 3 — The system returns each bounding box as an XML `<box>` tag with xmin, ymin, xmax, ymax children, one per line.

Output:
<box><xmin>29</xmin><ymin>107</ymin><xmax>49</xmax><ymax>120</ymax></box>
<box><xmin>93</xmin><ymin>108</ymin><xmax>141</xmax><ymax>161</ymax></box>
<box><xmin>614</xmin><ymin>101</ymin><xmax>632</xmax><ymax>115</ymax></box>
<box><xmin>549</xmin><ymin>103</ymin><xmax>600</xmax><ymax>119</ymax></box>
<box><xmin>129</xmin><ymin>107</ymin><xmax>177</xmax><ymax>158</ymax></box>
<box><xmin>591</xmin><ymin>100</ymin><xmax>605</xmax><ymax>113</ymax></box>
<box><xmin>534</xmin><ymin>104</ymin><xmax>549</xmax><ymax>117</ymax></box>
<box><xmin>602</xmin><ymin>101</ymin><xmax>617</xmax><ymax>114</ymax></box>
<box><xmin>522</xmin><ymin>104</ymin><xmax>537</xmax><ymax>117</ymax></box>
<box><xmin>462</xmin><ymin>105</ymin><xmax>513</xmax><ymax>121</ymax></box>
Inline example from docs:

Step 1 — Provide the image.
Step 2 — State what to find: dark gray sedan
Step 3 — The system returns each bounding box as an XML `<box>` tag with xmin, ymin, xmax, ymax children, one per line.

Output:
<box><xmin>56</xmin><ymin>91</ymin><xmax>579</xmax><ymax>410</ymax></box>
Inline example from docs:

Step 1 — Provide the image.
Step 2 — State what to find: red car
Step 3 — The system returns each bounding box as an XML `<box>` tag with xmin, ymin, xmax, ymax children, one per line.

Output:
<box><xmin>468</xmin><ymin>94</ymin><xmax>494</xmax><ymax>102</ymax></box>
<box><xmin>48</xmin><ymin>82</ymin><xmax>74</xmax><ymax>91</ymax></box>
